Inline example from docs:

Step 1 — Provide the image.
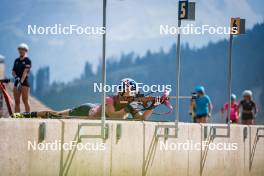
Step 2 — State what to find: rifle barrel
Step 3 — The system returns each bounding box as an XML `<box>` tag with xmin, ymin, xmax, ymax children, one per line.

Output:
<box><xmin>0</xmin><ymin>79</ymin><xmax>11</xmax><ymax>83</ymax></box>
<box><xmin>169</xmin><ymin>96</ymin><xmax>191</xmax><ymax>99</ymax></box>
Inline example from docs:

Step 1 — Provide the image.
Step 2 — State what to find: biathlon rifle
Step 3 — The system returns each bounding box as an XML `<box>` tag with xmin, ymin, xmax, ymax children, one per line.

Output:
<box><xmin>117</xmin><ymin>90</ymin><xmax>173</xmax><ymax>115</ymax></box>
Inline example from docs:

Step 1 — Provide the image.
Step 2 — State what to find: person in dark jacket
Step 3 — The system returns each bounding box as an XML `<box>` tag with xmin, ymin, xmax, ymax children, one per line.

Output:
<box><xmin>238</xmin><ymin>90</ymin><xmax>257</xmax><ymax>125</ymax></box>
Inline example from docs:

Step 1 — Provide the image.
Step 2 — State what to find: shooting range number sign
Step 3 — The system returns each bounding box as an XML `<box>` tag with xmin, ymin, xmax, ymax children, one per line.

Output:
<box><xmin>178</xmin><ymin>0</ymin><xmax>195</xmax><ymax>20</ymax></box>
<box><xmin>179</xmin><ymin>1</ymin><xmax>188</xmax><ymax>19</ymax></box>
<box><xmin>231</xmin><ymin>17</ymin><xmax>246</xmax><ymax>35</ymax></box>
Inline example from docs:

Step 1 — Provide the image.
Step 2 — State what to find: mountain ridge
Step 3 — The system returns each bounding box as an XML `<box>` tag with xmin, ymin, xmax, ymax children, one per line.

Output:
<box><xmin>35</xmin><ymin>23</ymin><xmax>264</xmax><ymax>123</ymax></box>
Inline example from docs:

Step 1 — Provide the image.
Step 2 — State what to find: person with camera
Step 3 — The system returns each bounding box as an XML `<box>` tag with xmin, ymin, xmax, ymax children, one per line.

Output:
<box><xmin>189</xmin><ymin>86</ymin><xmax>213</xmax><ymax>123</ymax></box>
<box><xmin>189</xmin><ymin>92</ymin><xmax>197</xmax><ymax>122</ymax></box>
<box><xmin>12</xmin><ymin>43</ymin><xmax>32</xmax><ymax>113</ymax></box>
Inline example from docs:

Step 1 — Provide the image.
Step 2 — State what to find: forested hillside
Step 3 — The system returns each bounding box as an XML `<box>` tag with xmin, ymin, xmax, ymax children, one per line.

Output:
<box><xmin>37</xmin><ymin>23</ymin><xmax>264</xmax><ymax>123</ymax></box>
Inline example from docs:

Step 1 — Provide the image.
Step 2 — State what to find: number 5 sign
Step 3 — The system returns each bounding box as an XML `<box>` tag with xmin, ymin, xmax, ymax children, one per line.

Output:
<box><xmin>178</xmin><ymin>0</ymin><xmax>195</xmax><ymax>20</ymax></box>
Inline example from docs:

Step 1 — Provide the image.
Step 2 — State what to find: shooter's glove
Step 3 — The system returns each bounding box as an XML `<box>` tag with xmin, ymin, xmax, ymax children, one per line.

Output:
<box><xmin>14</xmin><ymin>77</ymin><xmax>22</xmax><ymax>91</ymax></box>
<box><xmin>148</xmin><ymin>96</ymin><xmax>162</xmax><ymax>110</ymax></box>
<box><xmin>14</xmin><ymin>76</ymin><xmax>20</xmax><ymax>84</ymax></box>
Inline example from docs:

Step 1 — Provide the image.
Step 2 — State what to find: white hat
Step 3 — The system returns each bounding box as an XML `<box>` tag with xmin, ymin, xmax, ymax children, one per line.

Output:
<box><xmin>242</xmin><ymin>90</ymin><xmax>253</xmax><ymax>97</ymax></box>
<box><xmin>18</xmin><ymin>43</ymin><xmax>29</xmax><ymax>51</ymax></box>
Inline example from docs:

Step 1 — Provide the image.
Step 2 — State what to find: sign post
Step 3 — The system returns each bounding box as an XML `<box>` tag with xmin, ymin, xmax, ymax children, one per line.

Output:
<box><xmin>101</xmin><ymin>0</ymin><xmax>107</xmax><ymax>139</ymax></box>
<box><xmin>175</xmin><ymin>1</ymin><xmax>195</xmax><ymax>134</ymax></box>
<box><xmin>227</xmin><ymin>17</ymin><xmax>245</xmax><ymax>135</ymax></box>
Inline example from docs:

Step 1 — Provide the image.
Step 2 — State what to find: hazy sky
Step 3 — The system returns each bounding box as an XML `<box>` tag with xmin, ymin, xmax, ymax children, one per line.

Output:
<box><xmin>0</xmin><ymin>0</ymin><xmax>263</xmax><ymax>82</ymax></box>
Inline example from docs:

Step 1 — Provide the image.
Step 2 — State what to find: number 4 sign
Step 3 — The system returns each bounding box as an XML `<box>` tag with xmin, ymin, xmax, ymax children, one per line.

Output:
<box><xmin>230</xmin><ymin>17</ymin><xmax>246</xmax><ymax>35</ymax></box>
<box><xmin>178</xmin><ymin>0</ymin><xmax>195</xmax><ymax>20</ymax></box>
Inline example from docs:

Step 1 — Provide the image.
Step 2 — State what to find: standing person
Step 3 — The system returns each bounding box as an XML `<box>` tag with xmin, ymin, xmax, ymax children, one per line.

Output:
<box><xmin>238</xmin><ymin>90</ymin><xmax>257</xmax><ymax>125</ymax></box>
<box><xmin>221</xmin><ymin>94</ymin><xmax>239</xmax><ymax>123</ymax></box>
<box><xmin>12</xmin><ymin>43</ymin><xmax>32</xmax><ymax>113</ymax></box>
<box><xmin>189</xmin><ymin>86</ymin><xmax>213</xmax><ymax>123</ymax></box>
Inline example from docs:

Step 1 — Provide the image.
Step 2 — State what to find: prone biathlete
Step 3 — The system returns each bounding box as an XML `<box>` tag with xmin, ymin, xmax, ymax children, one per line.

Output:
<box><xmin>13</xmin><ymin>78</ymin><xmax>161</xmax><ymax>120</ymax></box>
